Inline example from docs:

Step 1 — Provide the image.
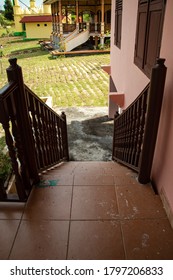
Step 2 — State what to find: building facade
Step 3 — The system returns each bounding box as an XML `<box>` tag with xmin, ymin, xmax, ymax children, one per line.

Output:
<box><xmin>44</xmin><ymin>0</ymin><xmax>111</xmax><ymax>48</ymax></box>
<box><xmin>110</xmin><ymin>0</ymin><xmax>173</xmax><ymax>227</ymax></box>
<box><xmin>13</xmin><ymin>0</ymin><xmax>52</xmax><ymax>38</ymax></box>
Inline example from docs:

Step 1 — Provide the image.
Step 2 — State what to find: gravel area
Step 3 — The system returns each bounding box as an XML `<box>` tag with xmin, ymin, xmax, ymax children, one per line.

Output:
<box><xmin>54</xmin><ymin>106</ymin><xmax>114</xmax><ymax>161</ymax></box>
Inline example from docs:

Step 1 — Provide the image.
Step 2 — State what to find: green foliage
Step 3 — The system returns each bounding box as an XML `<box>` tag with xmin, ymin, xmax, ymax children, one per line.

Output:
<box><xmin>105</xmin><ymin>38</ymin><xmax>110</xmax><ymax>48</ymax></box>
<box><xmin>0</xmin><ymin>13</ymin><xmax>12</xmax><ymax>27</ymax></box>
<box><xmin>83</xmin><ymin>13</ymin><xmax>90</xmax><ymax>22</ymax></box>
<box><xmin>0</xmin><ymin>136</ymin><xmax>12</xmax><ymax>183</ymax></box>
<box><xmin>97</xmin><ymin>43</ymin><xmax>104</xmax><ymax>50</ymax></box>
<box><xmin>3</xmin><ymin>0</ymin><xmax>14</xmax><ymax>21</ymax></box>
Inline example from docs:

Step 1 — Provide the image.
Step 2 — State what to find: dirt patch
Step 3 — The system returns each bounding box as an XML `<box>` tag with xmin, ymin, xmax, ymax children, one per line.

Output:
<box><xmin>54</xmin><ymin>107</ymin><xmax>114</xmax><ymax>161</ymax></box>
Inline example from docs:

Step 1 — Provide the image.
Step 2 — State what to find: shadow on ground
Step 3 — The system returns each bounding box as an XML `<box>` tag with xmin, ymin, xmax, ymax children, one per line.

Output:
<box><xmin>55</xmin><ymin>107</ymin><xmax>114</xmax><ymax>161</ymax></box>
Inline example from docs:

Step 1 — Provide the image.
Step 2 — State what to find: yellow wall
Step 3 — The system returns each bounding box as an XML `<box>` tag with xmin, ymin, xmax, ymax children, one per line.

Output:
<box><xmin>14</xmin><ymin>15</ymin><xmax>23</xmax><ymax>32</ymax></box>
<box><xmin>25</xmin><ymin>22</ymin><xmax>52</xmax><ymax>38</ymax></box>
<box><xmin>13</xmin><ymin>2</ymin><xmax>51</xmax><ymax>35</ymax></box>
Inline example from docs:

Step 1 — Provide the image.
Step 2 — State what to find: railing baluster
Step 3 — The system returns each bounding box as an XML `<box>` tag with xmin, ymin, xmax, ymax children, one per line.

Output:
<box><xmin>61</xmin><ymin>112</ymin><xmax>69</xmax><ymax>160</ymax></box>
<box><xmin>112</xmin><ymin>59</ymin><xmax>167</xmax><ymax>182</ymax></box>
<box><xmin>112</xmin><ymin>83</ymin><xmax>150</xmax><ymax>171</ymax></box>
<box><xmin>0</xmin><ymin>104</ymin><xmax>27</xmax><ymax>201</ymax></box>
<box><xmin>0</xmin><ymin>59</ymin><xmax>69</xmax><ymax>201</ymax></box>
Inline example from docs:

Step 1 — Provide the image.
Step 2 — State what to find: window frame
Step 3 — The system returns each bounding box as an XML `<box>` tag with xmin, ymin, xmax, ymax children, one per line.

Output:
<box><xmin>114</xmin><ymin>0</ymin><xmax>123</xmax><ymax>48</ymax></box>
<box><xmin>134</xmin><ymin>0</ymin><xmax>166</xmax><ymax>77</ymax></box>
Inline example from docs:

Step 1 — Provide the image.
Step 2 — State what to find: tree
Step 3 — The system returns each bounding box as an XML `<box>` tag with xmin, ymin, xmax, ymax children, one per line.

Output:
<box><xmin>0</xmin><ymin>13</ymin><xmax>9</xmax><ymax>27</ymax></box>
<box><xmin>3</xmin><ymin>0</ymin><xmax>14</xmax><ymax>21</ymax></box>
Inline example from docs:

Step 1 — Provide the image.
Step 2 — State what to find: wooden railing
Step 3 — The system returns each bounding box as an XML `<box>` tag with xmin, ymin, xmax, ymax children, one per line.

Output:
<box><xmin>112</xmin><ymin>84</ymin><xmax>149</xmax><ymax>171</ymax></box>
<box><xmin>0</xmin><ymin>58</ymin><xmax>69</xmax><ymax>201</ymax></box>
<box><xmin>25</xmin><ymin>85</ymin><xmax>69</xmax><ymax>171</ymax></box>
<box><xmin>63</xmin><ymin>24</ymin><xmax>76</xmax><ymax>33</ymax></box>
<box><xmin>112</xmin><ymin>58</ymin><xmax>167</xmax><ymax>184</ymax></box>
<box><xmin>90</xmin><ymin>23</ymin><xmax>101</xmax><ymax>33</ymax></box>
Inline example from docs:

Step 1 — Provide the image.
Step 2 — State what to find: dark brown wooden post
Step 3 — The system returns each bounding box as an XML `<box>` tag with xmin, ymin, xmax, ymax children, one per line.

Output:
<box><xmin>61</xmin><ymin>112</ymin><xmax>69</xmax><ymax>161</ymax></box>
<box><xmin>6</xmin><ymin>58</ymin><xmax>39</xmax><ymax>186</ymax></box>
<box><xmin>0</xmin><ymin>102</ymin><xmax>27</xmax><ymax>201</ymax></box>
<box><xmin>138</xmin><ymin>58</ymin><xmax>167</xmax><ymax>184</ymax></box>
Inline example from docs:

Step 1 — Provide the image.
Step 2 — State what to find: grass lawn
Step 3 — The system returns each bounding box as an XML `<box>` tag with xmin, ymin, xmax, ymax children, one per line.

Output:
<box><xmin>0</xmin><ymin>38</ymin><xmax>110</xmax><ymax>107</ymax></box>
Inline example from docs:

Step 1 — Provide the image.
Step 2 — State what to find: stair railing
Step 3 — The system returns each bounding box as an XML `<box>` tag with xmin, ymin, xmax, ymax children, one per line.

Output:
<box><xmin>112</xmin><ymin>58</ymin><xmax>167</xmax><ymax>183</ymax></box>
<box><xmin>0</xmin><ymin>58</ymin><xmax>69</xmax><ymax>201</ymax></box>
<box><xmin>112</xmin><ymin>83</ymin><xmax>149</xmax><ymax>172</ymax></box>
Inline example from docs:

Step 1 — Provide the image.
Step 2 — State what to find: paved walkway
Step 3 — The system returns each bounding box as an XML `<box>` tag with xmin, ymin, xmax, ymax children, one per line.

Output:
<box><xmin>1</xmin><ymin>161</ymin><xmax>173</xmax><ymax>260</ymax></box>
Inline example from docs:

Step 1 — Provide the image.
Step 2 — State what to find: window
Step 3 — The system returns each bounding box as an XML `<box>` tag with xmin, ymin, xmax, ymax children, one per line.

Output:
<box><xmin>134</xmin><ymin>0</ymin><xmax>166</xmax><ymax>77</ymax></box>
<box><xmin>37</xmin><ymin>24</ymin><xmax>40</xmax><ymax>27</ymax></box>
<box><xmin>44</xmin><ymin>24</ymin><xmax>47</xmax><ymax>26</ymax></box>
<box><xmin>114</xmin><ymin>0</ymin><xmax>123</xmax><ymax>48</ymax></box>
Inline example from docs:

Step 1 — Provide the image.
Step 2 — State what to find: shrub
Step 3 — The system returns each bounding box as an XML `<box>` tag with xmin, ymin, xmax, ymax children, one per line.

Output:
<box><xmin>0</xmin><ymin>136</ymin><xmax>12</xmax><ymax>185</ymax></box>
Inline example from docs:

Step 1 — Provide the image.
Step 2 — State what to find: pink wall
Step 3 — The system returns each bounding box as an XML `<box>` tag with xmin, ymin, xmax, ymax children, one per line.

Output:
<box><xmin>110</xmin><ymin>0</ymin><xmax>173</xmax><ymax>220</ymax></box>
<box><xmin>151</xmin><ymin>0</ymin><xmax>173</xmax><ymax>213</ymax></box>
<box><xmin>110</xmin><ymin>0</ymin><xmax>149</xmax><ymax>109</ymax></box>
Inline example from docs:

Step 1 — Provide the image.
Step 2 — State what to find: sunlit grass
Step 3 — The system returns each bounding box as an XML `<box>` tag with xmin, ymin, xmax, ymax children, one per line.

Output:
<box><xmin>0</xmin><ymin>39</ymin><xmax>110</xmax><ymax>107</ymax></box>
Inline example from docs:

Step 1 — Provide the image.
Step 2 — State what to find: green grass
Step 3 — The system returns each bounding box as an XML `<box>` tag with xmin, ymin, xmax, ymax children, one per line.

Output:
<box><xmin>0</xmin><ymin>38</ymin><xmax>110</xmax><ymax>183</ymax></box>
<box><xmin>0</xmin><ymin>39</ymin><xmax>110</xmax><ymax>107</ymax></box>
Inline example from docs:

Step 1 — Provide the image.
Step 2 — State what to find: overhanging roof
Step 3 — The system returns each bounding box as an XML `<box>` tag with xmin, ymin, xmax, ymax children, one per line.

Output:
<box><xmin>20</xmin><ymin>15</ymin><xmax>52</xmax><ymax>23</ymax></box>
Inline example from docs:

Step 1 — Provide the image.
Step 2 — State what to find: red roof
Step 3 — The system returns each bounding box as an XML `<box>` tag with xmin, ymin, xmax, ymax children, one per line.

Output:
<box><xmin>20</xmin><ymin>15</ymin><xmax>52</xmax><ymax>23</ymax></box>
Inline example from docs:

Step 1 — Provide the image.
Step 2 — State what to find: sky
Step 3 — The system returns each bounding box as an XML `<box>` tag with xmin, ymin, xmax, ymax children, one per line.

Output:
<box><xmin>0</xmin><ymin>1</ymin><xmax>44</xmax><ymax>10</ymax></box>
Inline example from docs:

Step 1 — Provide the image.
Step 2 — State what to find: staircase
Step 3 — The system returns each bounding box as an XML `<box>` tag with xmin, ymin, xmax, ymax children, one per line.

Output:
<box><xmin>112</xmin><ymin>58</ymin><xmax>167</xmax><ymax>184</ymax></box>
<box><xmin>0</xmin><ymin>58</ymin><xmax>172</xmax><ymax>260</ymax></box>
<box><xmin>0</xmin><ymin>58</ymin><xmax>167</xmax><ymax>202</ymax></box>
<box><xmin>60</xmin><ymin>29</ymin><xmax>90</xmax><ymax>52</ymax></box>
<box><xmin>0</xmin><ymin>58</ymin><xmax>69</xmax><ymax>202</ymax></box>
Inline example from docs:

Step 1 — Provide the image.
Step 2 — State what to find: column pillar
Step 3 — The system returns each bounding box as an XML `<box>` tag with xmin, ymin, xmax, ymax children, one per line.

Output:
<box><xmin>55</xmin><ymin>1</ymin><xmax>60</xmax><ymax>48</ymax></box>
<box><xmin>55</xmin><ymin>3</ymin><xmax>58</xmax><ymax>33</ymax></box>
<box><xmin>51</xmin><ymin>3</ymin><xmax>56</xmax><ymax>44</ymax></box>
<box><xmin>56</xmin><ymin>1</ymin><xmax>59</xmax><ymax>34</ymax></box>
<box><xmin>51</xmin><ymin>3</ymin><xmax>55</xmax><ymax>33</ymax></box>
<box><xmin>94</xmin><ymin>14</ymin><xmax>97</xmax><ymax>32</ymax></box>
<box><xmin>101</xmin><ymin>0</ymin><xmax>105</xmax><ymax>46</ymax></box>
<box><xmin>59</xmin><ymin>0</ymin><xmax>63</xmax><ymax>35</ymax></box>
<box><xmin>76</xmin><ymin>0</ymin><xmax>79</xmax><ymax>32</ymax></box>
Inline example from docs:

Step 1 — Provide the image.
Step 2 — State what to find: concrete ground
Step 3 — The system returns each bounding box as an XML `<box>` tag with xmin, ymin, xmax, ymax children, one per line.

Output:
<box><xmin>55</xmin><ymin>106</ymin><xmax>114</xmax><ymax>161</ymax></box>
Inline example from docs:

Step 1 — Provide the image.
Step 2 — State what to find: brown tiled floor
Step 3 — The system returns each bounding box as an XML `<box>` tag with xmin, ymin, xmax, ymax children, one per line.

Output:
<box><xmin>1</xmin><ymin>161</ymin><xmax>173</xmax><ymax>260</ymax></box>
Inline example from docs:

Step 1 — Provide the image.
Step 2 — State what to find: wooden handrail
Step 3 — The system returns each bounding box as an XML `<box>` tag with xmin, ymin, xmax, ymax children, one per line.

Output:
<box><xmin>112</xmin><ymin>58</ymin><xmax>167</xmax><ymax>184</ymax></box>
<box><xmin>0</xmin><ymin>81</ymin><xmax>17</xmax><ymax>99</ymax></box>
<box><xmin>0</xmin><ymin>58</ymin><xmax>69</xmax><ymax>201</ymax></box>
<box><xmin>138</xmin><ymin>58</ymin><xmax>167</xmax><ymax>183</ymax></box>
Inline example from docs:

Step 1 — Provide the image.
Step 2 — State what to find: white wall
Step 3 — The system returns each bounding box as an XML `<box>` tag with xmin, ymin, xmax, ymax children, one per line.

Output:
<box><xmin>110</xmin><ymin>0</ymin><xmax>149</xmax><ymax>108</ymax></box>
<box><xmin>151</xmin><ymin>0</ymin><xmax>173</xmax><ymax>221</ymax></box>
<box><xmin>110</xmin><ymin>0</ymin><xmax>173</xmax><ymax>226</ymax></box>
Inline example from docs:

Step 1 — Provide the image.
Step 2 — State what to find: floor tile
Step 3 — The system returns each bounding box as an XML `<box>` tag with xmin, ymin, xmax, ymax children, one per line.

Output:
<box><xmin>102</xmin><ymin>162</ymin><xmax>130</xmax><ymax>175</ymax></box>
<box><xmin>74</xmin><ymin>162</ymin><xmax>104</xmax><ymax>174</ymax></box>
<box><xmin>41</xmin><ymin>174</ymin><xmax>74</xmax><ymax>185</ymax></box>
<box><xmin>23</xmin><ymin>186</ymin><xmax>72</xmax><ymax>220</ymax></box>
<box><xmin>9</xmin><ymin>220</ymin><xmax>69</xmax><ymax>260</ymax></box>
<box><xmin>114</xmin><ymin>175</ymin><xmax>137</xmax><ymax>186</ymax></box>
<box><xmin>116</xmin><ymin>185</ymin><xmax>167</xmax><ymax>219</ymax></box>
<box><xmin>0</xmin><ymin>220</ymin><xmax>20</xmax><ymax>260</ymax></box>
<box><xmin>0</xmin><ymin>202</ymin><xmax>25</xmax><ymax>220</ymax></box>
<box><xmin>74</xmin><ymin>174</ymin><xmax>114</xmax><ymax>185</ymax></box>
<box><xmin>68</xmin><ymin>221</ymin><xmax>125</xmax><ymax>260</ymax></box>
<box><xmin>42</xmin><ymin>161</ymin><xmax>79</xmax><ymax>175</ymax></box>
<box><xmin>121</xmin><ymin>219</ymin><xmax>173</xmax><ymax>259</ymax></box>
<box><xmin>71</xmin><ymin>186</ymin><xmax>119</xmax><ymax>220</ymax></box>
